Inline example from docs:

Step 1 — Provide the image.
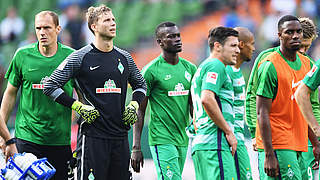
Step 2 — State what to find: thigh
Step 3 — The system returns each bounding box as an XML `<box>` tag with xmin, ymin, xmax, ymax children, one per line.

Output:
<box><xmin>150</xmin><ymin>144</ymin><xmax>182</xmax><ymax>180</ymax></box>
<box><xmin>108</xmin><ymin>138</ymin><xmax>132</xmax><ymax>180</ymax></box>
<box><xmin>234</xmin><ymin>145</ymin><xmax>252</xmax><ymax>180</ymax></box>
<box><xmin>44</xmin><ymin>145</ymin><xmax>72</xmax><ymax>180</ymax></box>
<box><xmin>77</xmin><ymin>135</ymin><xmax>110</xmax><ymax>180</ymax></box>
<box><xmin>192</xmin><ymin>150</ymin><xmax>237</xmax><ymax>180</ymax></box>
<box><xmin>258</xmin><ymin>150</ymin><xmax>302</xmax><ymax>180</ymax></box>
<box><xmin>301</xmin><ymin>146</ymin><xmax>316</xmax><ymax>180</ymax></box>
<box><xmin>15</xmin><ymin>138</ymin><xmax>44</xmax><ymax>158</ymax></box>
<box><xmin>177</xmin><ymin>146</ymin><xmax>188</xmax><ymax>174</ymax></box>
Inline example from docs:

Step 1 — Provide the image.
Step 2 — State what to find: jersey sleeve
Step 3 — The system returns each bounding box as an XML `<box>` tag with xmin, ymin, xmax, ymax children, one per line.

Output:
<box><xmin>126</xmin><ymin>53</ymin><xmax>147</xmax><ymax>96</ymax></box>
<box><xmin>43</xmin><ymin>50</ymin><xmax>82</xmax><ymax>100</ymax></box>
<box><xmin>5</xmin><ymin>50</ymin><xmax>22</xmax><ymax>87</ymax></box>
<box><xmin>142</xmin><ymin>67</ymin><xmax>153</xmax><ymax>97</ymax></box>
<box><xmin>256</xmin><ymin>61</ymin><xmax>278</xmax><ymax>99</ymax></box>
<box><xmin>201</xmin><ymin>62</ymin><xmax>225</xmax><ymax>95</ymax></box>
<box><xmin>303</xmin><ymin>63</ymin><xmax>320</xmax><ymax>91</ymax></box>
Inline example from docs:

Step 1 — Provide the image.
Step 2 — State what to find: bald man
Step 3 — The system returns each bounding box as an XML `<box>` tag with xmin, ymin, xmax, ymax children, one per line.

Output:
<box><xmin>225</xmin><ymin>27</ymin><xmax>255</xmax><ymax>180</ymax></box>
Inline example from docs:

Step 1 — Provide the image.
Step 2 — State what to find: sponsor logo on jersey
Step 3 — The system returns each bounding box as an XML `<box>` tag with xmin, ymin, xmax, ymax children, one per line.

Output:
<box><xmin>185</xmin><ymin>71</ymin><xmax>191</xmax><ymax>82</ymax></box>
<box><xmin>206</xmin><ymin>72</ymin><xmax>218</xmax><ymax>84</ymax></box>
<box><xmin>32</xmin><ymin>76</ymin><xmax>49</xmax><ymax>89</ymax></box>
<box><xmin>118</xmin><ymin>59</ymin><xmax>124</xmax><ymax>74</ymax></box>
<box><xmin>164</xmin><ymin>74</ymin><xmax>172</xmax><ymax>80</ymax></box>
<box><xmin>168</xmin><ymin>83</ymin><xmax>189</xmax><ymax>96</ymax></box>
<box><xmin>96</xmin><ymin>79</ymin><xmax>121</xmax><ymax>94</ymax></box>
<box><xmin>307</xmin><ymin>65</ymin><xmax>318</xmax><ymax>77</ymax></box>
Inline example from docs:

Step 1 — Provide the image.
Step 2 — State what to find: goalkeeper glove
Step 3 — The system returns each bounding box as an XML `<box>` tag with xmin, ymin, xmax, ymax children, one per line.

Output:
<box><xmin>123</xmin><ymin>101</ymin><xmax>139</xmax><ymax>126</ymax></box>
<box><xmin>72</xmin><ymin>101</ymin><xmax>100</xmax><ymax>124</ymax></box>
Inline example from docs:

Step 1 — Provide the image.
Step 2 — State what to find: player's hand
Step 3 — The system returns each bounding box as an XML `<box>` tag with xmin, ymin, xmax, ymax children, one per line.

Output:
<box><xmin>313</xmin><ymin>126</ymin><xmax>320</xmax><ymax>137</ymax></box>
<box><xmin>264</xmin><ymin>152</ymin><xmax>279</xmax><ymax>177</ymax></box>
<box><xmin>72</xmin><ymin>101</ymin><xmax>100</xmax><ymax>124</ymax></box>
<box><xmin>225</xmin><ymin>132</ymin><xmax>237</xmax><ymax>156</ymax></box>
<box><xmin>131</xmin><ymin>149</ymin><xmax>144</xmax><ymax>173</ymax></box>
<box><xmin>123</xmin><ymin>101</ymin><xmax>139</xmax><ymax>126</ymax></box>
<box><xmin>252</xmin><ymin>138</ymin><xmax>258</xmax><ymax>151</ymax></box>
<box><xmin>5</xmin><ymin>144</ymin><xmax>17</xmax><ymax>162</ymax></box>
<box><xmin>312</xmin><ymin>143</ymin><xmax>320</xmax><ymax>170</ymax></box>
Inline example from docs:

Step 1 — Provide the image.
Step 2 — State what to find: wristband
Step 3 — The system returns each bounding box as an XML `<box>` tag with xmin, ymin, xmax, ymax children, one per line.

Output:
<box><xmin>5</xmin><ymin>138</ymin><xmax>16</xmax><ymax>146</ymax></box>
<box><xmin>132</xmin><ymin>149</ymin><xmax>141</xmax><ymax>153</ymax></box>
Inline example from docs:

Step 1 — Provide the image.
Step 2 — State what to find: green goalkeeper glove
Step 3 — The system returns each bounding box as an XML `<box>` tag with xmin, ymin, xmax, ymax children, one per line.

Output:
<box><xmin>72</xmin><ymin>101</ymin><xmax>100</xmax><ymax>124</ymax></box>
<box><xmin>123</xmin><ymin>101</ymin><xmax>139</xmax><ymax>126</ymax></box>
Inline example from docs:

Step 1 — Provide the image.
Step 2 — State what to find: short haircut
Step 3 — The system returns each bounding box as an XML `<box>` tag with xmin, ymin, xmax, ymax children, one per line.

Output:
<box><xmin>277</xmin><ymin>15</ymin><xmax>299</xmax><ymax>32</ymax></box>
<box><xmin>299</xmin><ymin>17</ymin><xmax>318</xmax><ymax>40</ymax></box>
<box><xmin>155</xmin><ymin>21</ymin><xmax>176</xmax><ymax>38</ymax></box>
<box><xmin>86</xmin><ymin>4</ymin><xmax>112</xmax><ymax>34</ymax></box>
<box><xmin>208</xmin><ymin>26</ymin><xmax>238</xmax><ymax>51</ymax></box>
<box><xmin>35</xmin><ymin>11</ymin><xmax>59</xmax><ymax>27</ymax></box>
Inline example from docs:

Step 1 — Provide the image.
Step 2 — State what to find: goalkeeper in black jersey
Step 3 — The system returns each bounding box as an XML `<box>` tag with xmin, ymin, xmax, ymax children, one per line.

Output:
<box><xmin>43</xmin><ymin>4</ymin><xmax>146</xmax><ymax>180</ymax></box>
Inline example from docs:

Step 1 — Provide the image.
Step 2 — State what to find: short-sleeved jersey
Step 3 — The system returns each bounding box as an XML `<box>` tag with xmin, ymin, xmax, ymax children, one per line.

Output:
<box><xmin>245</xmin><ymin>47</ymin><xmax>278</xmax><ymax>138</ymax></box>
<box><xmin>191</xmin><ymin>58</ymin><xmax>234</xmax><ymax>153</ymax></box>
<box><xmin>142</xmin><ymin>55</ymin><xmax>197</xmax><ymax>146</ymax></box>
<box><xmin>226</xmin><ymin>66</ymin><xmax>246</xmax><ymax>144</ymax></box>
<box><xmin>5</xmin><ymin>42</ymin><xmax>74</xmax><ymax>145</ymax></box>
<box><xmin>255</xmin><ymin>50</ymin><xmax>310</xmax><ymax>151</ymax></box>
<box><xmin>303</xmin><ymin>60</ymin><xmax>320</xmax><ymax>91</ymax></box>
<box><xmin>44</xmin><ymin>44</ymin><xmax>146</xmax><ymax>139</ymax></box>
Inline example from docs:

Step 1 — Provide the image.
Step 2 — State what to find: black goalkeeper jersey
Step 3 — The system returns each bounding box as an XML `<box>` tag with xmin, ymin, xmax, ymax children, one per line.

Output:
<box><xmin>44</xmin><ymin>44</ymin><xmax>146</xmax><ymax>139</ymax></box>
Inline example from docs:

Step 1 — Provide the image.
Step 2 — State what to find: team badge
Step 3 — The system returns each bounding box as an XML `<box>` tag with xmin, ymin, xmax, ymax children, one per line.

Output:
<box><xmin>307</xmin><ymin>65</ymin><xmax>318</xmax><ymax>77</ymax></box>
<box><xmin>185</xmin><ymin>71</ymin><xmax>191</xmax><ymax>82</ymax></box>
<box><xmin>96</xmin><ymin>79</ymin><xmax>121</xmax><ymax>94</ymax></box>
<box><xmin>246</xmin><ymin>168</ymin><xmax>251</xmax><ymax>179</ymax></box>
<box><xmin>88</xmin><ymin>169</ymin><xmax>95</xmax><ymax>180</ymax></box>
<box><xmin>164</xmin><ymin>74</ymin><xmax>172</xmax><ymax>80</ymax></box>
<box><xmin>166</xmin><ymin>166</ymin><xmax>173</xmax><ymax>179</ymax></box>
<box><xmin>206</xmin><ymin>72</ymin><xmax>218</xmax><ymax>84</ymax></box>
<box><xmin>118</xmin><ymin>59</ymin><xmax>124</xmax><ymax>74</ymax></box>
<box><xmin>286</xmin><ymin>165</ymin><xmax>294</xmax><ymax>179</ymax></box>
<box><xmin>168</xmin><ymin>83</ymin><xmax>189</xmax><ymax>96</ymax></box>
<box><xmin>32</xmin><ymin>76</ymin><xmax>49</xmax><ymax>89</ymax></box>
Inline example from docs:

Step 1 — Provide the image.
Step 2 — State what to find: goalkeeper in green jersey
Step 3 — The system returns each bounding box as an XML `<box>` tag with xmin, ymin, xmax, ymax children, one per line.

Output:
<box><xmin>226</xmin><ymin>27</ymin><xmax>255</xmax><ymax>180</ymax></box>
<box><xmin>131</xmin><ymin>22</ymin><xmax>196</xmax><ymax>179</ymax></box>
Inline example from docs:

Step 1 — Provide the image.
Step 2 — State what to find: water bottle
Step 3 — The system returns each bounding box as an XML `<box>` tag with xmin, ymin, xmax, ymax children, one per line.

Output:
<box><xmin>4</xmin><ymin>169</ymin><xmax>19</xmax><ymax>180</ymax></box>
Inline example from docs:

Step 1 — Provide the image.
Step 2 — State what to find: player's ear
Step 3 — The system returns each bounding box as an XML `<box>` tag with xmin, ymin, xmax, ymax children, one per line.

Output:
<box><xmin>239</xmin><ymin>41</ymin><xmax>244</xmax><ymax>48</ymax></box>
<box><xmin>56</xmin><ymin>25</ymin><xmax>61</xmax><ymax>34</ymax></box>
<box><xmin>214</xmin><ymin>42</ymin><xmax>221</xmax><ymax>52</ymax></box>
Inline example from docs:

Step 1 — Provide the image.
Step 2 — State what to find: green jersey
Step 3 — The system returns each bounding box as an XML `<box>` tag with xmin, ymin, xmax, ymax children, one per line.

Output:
<box><xmin>226</xmin><ymin>66</ymin><xmax>246</xmax><ymax>144</ymax></box>
<box><xmin>245</xmin><ymin>46</ymin><xmax>279</xmax><ymax>138</ymax></box>
<box><xmin>190</xmin><ymin>58</ymin><xmax>234</xmax><ymax>153</ymax></box>
<box><xmin>142</xmin><ymin>55</ymin><xmax>197</xmax><ymax>146</ymax></box>
<box><xmin>5</xmin><ymin>42</ymin><xmax>74</xmax><ymax>145</ymax></box>
<box><xmin>303</xmin><ymin>60</ymin><xmax>320</xmax><ymax>91</ymax></box>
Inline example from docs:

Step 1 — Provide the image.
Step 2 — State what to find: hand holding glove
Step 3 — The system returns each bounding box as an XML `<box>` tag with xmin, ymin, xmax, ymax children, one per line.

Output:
<box><xmin>123</xmin><ymin>101</ymin><xmax>139</xmax><ymax>126</ymax></box>
<box><xmin>72</xmin><ymin>101</ymin><xmax>100</xmax><ymax>124</ymax></box>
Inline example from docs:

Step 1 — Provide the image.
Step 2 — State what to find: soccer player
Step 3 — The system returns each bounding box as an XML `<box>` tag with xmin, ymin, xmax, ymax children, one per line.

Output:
<box><xmin>0</xmin><ymin>11</ymin><xmax>74</xmax><ymax>179</ymax></box>
<box><xmin>245</xmin><ymin>16</ymin><xmax>320</xmax><ymax>179</ymax></box>
<box><xmin>131</xmin><ymin>21</ymin><xmax>197</xmax><ymax>179</ymax></box>
<box><xmin>255</xmin><ymin>15</ymin><xmax>319</xmax><ymax>179</ymax></box>
<box><xmin>43</xmin><ymin>5</ymin><xmax>146</xmax><ymax>180</ymax></box>
<box><xmin>226</xmin><ymin>27</ymin><xmax>255</xmax><ymax>180</ymax></box>
<box><xmin>190</xmin><ymin>26</ymin><xmax>239</xmax><ymax>180</ymax></box>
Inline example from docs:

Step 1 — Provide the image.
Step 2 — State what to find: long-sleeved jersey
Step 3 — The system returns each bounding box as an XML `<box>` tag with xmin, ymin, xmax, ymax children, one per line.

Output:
<box><xmin>44</xmin><ymin>44</ymin><xmax>146</xmax><ymax>139</ymax></box>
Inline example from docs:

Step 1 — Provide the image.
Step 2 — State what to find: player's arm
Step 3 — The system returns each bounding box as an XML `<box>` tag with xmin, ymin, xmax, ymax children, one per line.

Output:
<box><xmin>201</xmin><ymin>89</ymin><xmax>237</xmax><ymax>155</ymax></box>
<box><xmin>0</xmin><ymin>83</ymin><xmax>19</xmax><ymax>160</ymax></box>
<box><xmin>43</xmin><ymin>51</ymin><xmax>99</xmax><ymax>124</ymax></box>
<box><xmin>131</xmin><ymin>97</ymin><xmax>148</xmax><ymax>173</ymax></box>
<box><xmin>295</xmin><ymin>83</ymin><xmax>320</xmax><ymax>136</ymax></box>
<box><xmin>308</xmin><ymin>125</ymin><xmax>320</xmax><ymax>170</ymax></box>
<box><xmin>256</xmin><ymin>60</ymin><xmax>279</xmax><ymax>177</ymax></box>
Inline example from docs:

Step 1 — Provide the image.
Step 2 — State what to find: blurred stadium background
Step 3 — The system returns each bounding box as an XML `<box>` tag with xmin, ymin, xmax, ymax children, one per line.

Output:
<box><xmin>0</xmin><ymin>0</ymin><xmax>319</xmax><ymax>179</ymax></box>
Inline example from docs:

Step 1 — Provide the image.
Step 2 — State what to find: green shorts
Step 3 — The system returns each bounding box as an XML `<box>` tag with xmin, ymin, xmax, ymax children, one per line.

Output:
<box><xmin>234</xmin><ymin>144</ymin><xmax>252</xmax><ymax>180</ymax></box>
<box><xmin>301</xmin><ymin>144</ymin><xmax>318</xmax><ymax>180</ymax></box>
<box><xmin>192</xmin><ymin>149</ymin><xmax>237</xmax><ymax>180</ymax></box>
<box><xmin>150</xmin><ymin>144</ymin><xmax>187</xmax><ymax>180</ymax></box>
<box><xmin>258</xmin><ymin>150</ymin><xmax>306</xmax><ymax>180</ymax></box>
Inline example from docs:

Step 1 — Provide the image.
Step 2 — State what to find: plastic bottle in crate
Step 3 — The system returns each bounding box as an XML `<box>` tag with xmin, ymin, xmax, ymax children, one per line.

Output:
<box><xmin>14</xmin><ymin>153</ymin><xmax>37</xmax><ymax>171</ymax></box>
<box><xmin>3</xmin><ymin>169</ymin><xmax>20</xmax><ymax>180</ymax></box>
